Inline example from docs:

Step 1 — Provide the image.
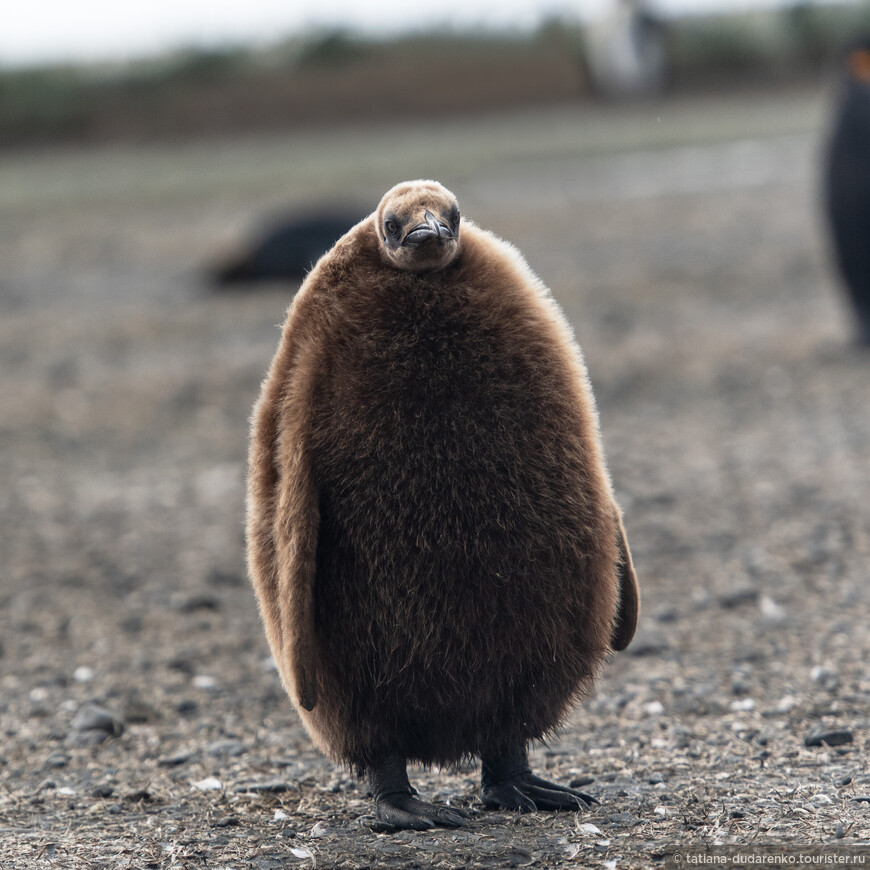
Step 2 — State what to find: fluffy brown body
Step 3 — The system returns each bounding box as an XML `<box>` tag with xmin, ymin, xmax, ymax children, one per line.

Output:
<box><xmin>247</xmin><ymin>181</ymin><xmax>638</xmax><ymax>776</ymax></box>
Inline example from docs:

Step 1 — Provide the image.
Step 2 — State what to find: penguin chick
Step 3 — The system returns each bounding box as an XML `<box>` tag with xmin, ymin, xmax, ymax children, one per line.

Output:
<box><xmin>825</xmin><ymin>41</ymin><xmax>870</xmax><ymax>345</ymax></box>
<box><xmin>246</xmin><ymin>179</ymin><xmax>640</xmax><ymax>831</ymax></box>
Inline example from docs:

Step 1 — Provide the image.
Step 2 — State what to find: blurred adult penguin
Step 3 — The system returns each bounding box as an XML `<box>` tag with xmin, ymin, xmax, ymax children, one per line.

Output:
<box><xmin>210</xmin><ymin>209</ymin><xmax>362</xmax><ymax>286</ymax></box>
<box><xmin>247</xmin><ymin>180</ymin><xmax>640</xmax><ymax>830</ymax></box>
<box><xmin>583</xmin><ymin>0</ymin><xmax>667</xmax><ymax>99</ymax></box>
<box><xmin>825</xmin><ymin>41</ymin><xmax>870</xmax><ymax>345</ymax></box>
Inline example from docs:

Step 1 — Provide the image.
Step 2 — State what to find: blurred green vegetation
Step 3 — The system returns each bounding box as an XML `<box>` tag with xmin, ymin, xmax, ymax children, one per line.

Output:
<box><xmin>1</xmin><ymin>3</ymin><xmax>869</xmax><ymax>148</ymax></box>
<box><xmin>0</xmin><ymin>28</ymin><xmax>589</xmax><ymax>147</ymax></box>
<box><xmin>666</xmin><ymin>2</ymin><xmax>870</xmax><ymax>82</ymax></box>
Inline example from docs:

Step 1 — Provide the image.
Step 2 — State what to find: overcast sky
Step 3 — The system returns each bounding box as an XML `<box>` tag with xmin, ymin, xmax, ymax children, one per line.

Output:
<box><xmin>0</xmin><ymin>0</ymin><xmax>841</xmax><ymax>68</ymax></box>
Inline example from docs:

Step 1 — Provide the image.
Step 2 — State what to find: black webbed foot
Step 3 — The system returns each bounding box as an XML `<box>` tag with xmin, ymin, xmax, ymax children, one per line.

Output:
<box><xmin>369</xmin><ymin>755</ymin><xmax>469</xmax><ymax>831</ymax></box>
<box><xmin>481</xmin><ymin>772</ymin><xmax>597</xmax><ymax>812</ymax></box>
<box><xmin>480</xmin><ymin>747</ymin><xmax>598</xmax><ymax>813</ymax></box>
<box><xmin>375</xmin><ymin>792</ymin><xmax>469</xmax><ymax>830</ymax></box>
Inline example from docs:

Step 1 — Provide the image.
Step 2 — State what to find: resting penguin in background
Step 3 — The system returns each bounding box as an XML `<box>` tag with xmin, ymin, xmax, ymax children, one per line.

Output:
<box><xmin>247</xmin><ymin>180</ymin><xmax>640</xmax><ymax>830</ymax></box>
<box><xmin>824</xmin><ymin>41</ymin><xmax>870</xmax><ymax>345</ymax></box>
<box><xmin>210</xmin><ymin>209</ymin><xmax>361</xmax><ymax>286</ymax></box>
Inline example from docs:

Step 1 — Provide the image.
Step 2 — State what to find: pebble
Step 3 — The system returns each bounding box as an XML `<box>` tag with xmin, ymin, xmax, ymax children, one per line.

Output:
<box><xmin>157</xmin><ymin>752</ymin><xmax>196</xmax><ymax>767</ymax></box>
<box><xmin>718</xmin><ymin>587</ymin><xmax>760</xmax><ymax>609</ymax></box>
<box><xmin>213</xmin><ymin>816</ymin><xmax>240</xmax><ymax>828</ymax></box>
<box><xmin>233</xmin><ymin>779</ymin><xmax>293</xmax><ymax>794</ymax></box>
<box><xmin>92</xmin><ymin>785</ymin><xmax>114</xmax><ymax>798</ymax></box>
<box><xmin>172</xmin><ymin>593</ymin><xmax>221</xmax><ymax>613</ymax></box>
<box><xmin>73</xmin><ymin>666</ymin><xmax>94</xmax><ymax>683</ymax></box>
<box><xmin>647</xmin><ymin>772</ymin><xmax>665</xmax><ymax>785</ymax></box>
<box><xmin>309</xmin><ymin>821</ymin><xmax>331</xmax><ymax>838</ymax></box>
<box><xmin>731</xmin><ymin>678</ymin><xmax>751</xmax><ymax>696</ymax></box>
<box><xmin>804</xmin><ymin>730</ymin><xmax>853</xmax><ymax>748</ymax></box>
<box><xmin>192</xmin><ymin>675</ymin><xmax>219</xmax><ymax>691</ymax></box>
<box><xmin>169</xmin><ymin>656</ymin><xmax>195</xmax><ymax>675</ymax></box>
<box><xmin>207</xmin><ymin>739</ymin><xmax>246</xmax><ymax>758</ymax></box>
<box><xmin>124</xmin><ymin>789</ymin><xmax>152</xmax><ymax>802</ymax></box>
<box><xmin>191</xmin><ymin>777</ymin><xmax>223</xmax><ymax>791</ymax></box>
<box><xmin>70</xmin><ymin>703</ymin><xmax>125</xmax><ymax>738</ymax></box>
<box><xmin>44</xmin><ymin>752</ymin><xmax>68</xmax><ymax>769</ymax></box>
<box><xmin>576</xmin><ymin>822</ymin><xmax>602</xmax><ymax>836</ymax></box>
<box><xmin>835</xmin><ymin>823</ymin><xmax>846</xmax><ymax>838</ymax></box>
<box><xmin>570</xmin><ymin>776</ymin><xmax>594</xmax><ymax>788</ymax></box>
<box><xmin>759</xmin><ymin>595</ymin><xmax>787</xmax><ymax>624</ymax></box>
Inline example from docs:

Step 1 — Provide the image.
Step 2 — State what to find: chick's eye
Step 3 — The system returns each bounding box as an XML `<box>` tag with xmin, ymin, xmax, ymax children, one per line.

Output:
<box><xmin>385</xmin><ymin>220</ymin><xmax>398</xmax><ymax>235</ymax></box>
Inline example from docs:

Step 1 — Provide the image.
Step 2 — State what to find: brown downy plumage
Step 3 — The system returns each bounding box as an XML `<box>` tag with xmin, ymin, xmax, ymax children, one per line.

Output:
<box><xmin>247</xmin><ymin>180</ymin><xmax>639</xmax><ymax>829</ymax></box>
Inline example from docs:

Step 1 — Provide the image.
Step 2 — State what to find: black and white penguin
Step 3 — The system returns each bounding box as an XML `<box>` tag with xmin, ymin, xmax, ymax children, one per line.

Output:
<box><xmin>210</xmin><ymin>209</ymin><xmax>361</xmax><ymax>286</ymax></box>
<box><xmin>825</xmin><ymin>40</ymin><xmax>870</xmax><ymax>345</ymax></box>
<box><xmin>583</xmin><ymin>0</ymin><xmax>667</xmax><ymax>99</ymax></box>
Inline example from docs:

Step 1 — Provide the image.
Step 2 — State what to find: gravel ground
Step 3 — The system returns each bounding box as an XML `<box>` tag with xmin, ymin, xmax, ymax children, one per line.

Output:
<box><xmin>1</xmin><ymin>84</ymin><xmax>869</xmax><ymax>868</ymax></box>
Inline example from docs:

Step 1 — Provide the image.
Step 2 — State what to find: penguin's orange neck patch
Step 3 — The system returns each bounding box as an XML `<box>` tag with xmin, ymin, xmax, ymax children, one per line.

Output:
<box><xmin>849</xmin><ymin>48</ymin><xmax>870</xmax><ymax>83</ymax></box>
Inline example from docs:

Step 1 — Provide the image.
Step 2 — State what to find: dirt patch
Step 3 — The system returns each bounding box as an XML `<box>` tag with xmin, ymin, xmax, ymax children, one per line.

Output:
<box><xmin>1</xmin><ymin>87</ymin><xmax>868</xmax><ymax>868</ymax></box>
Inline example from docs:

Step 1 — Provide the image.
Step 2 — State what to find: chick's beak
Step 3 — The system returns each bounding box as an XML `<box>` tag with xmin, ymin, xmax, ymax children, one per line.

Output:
<box><xmin>404</xmin><ymin>209</ymin><xmax>455</xmax><ymax>244</ymax></box>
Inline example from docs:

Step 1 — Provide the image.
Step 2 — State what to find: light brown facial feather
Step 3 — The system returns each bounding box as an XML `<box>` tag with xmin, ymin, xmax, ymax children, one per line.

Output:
<box><xmin>375</xmin><ymin>180</ymin><xmax>461</xmax><ymax>273</ymax></box>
